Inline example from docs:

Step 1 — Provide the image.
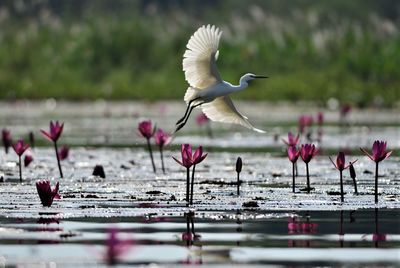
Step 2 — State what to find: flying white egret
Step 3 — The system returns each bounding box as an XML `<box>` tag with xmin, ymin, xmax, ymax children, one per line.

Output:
<box><xmin>175</xmin><ymin>24</ymin><xmax>267</xmax><ymax>133</ymax></box>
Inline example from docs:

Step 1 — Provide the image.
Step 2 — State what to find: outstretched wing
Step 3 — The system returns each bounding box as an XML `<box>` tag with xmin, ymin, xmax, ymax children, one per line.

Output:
<box><xmin>201</xmin><ymin>96</ymin><xmax>265</xmax><ymax>133</ymax></box>
<box><xmin>183</xmin><ymin>25</ymin><xmax>222</xmax><ymax>89</ymax></box>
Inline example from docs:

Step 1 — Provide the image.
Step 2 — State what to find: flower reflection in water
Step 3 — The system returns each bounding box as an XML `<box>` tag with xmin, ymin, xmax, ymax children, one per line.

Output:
<box><xmin>36</xmin><ymin>217</ymin><xmax>62</xmax><ymax>232</ymax></box>
<box><xmin>181</xmin><ymin>211</ymin><xmax>202</xmax><ymax>264</ymax></box>
<box><xmin>288</xmin><ymin>213</ymin><xmax>317</xmax><ymax>248</ymax></box>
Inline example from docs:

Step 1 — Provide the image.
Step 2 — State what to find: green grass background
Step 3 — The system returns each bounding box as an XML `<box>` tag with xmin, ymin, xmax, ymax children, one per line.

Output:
<box><xmin>0</xmin><ymin>0</ymin><xmax>399</xmax><ymax>107</ymax></box>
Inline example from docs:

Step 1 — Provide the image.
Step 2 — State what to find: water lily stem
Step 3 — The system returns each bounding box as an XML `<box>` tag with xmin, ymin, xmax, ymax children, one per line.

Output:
<box><xmin>18</xmin><ymin>155</ymin><xmax>22</xmax><ymax>182</ymax></box>
<box><xmin>306</xmin><ymin>163</ymin><xmax>310</xmax><ymax>193</ymax></box>
<box><xmin>190</xmin><ymin>165</ymin><xmax>196</xmax><ymax>205</ymax></box>
<box><xmin>292</xmin><ymin>163</ymin><xmax>295</xmax><ymax>193</ymax></box>
<box><xmin>340</xmin><ymin>170</ymin><xmax>344</xmax><ymax>202</ymax></box>
<box><xmin>159</xmin><ymin>147</ymin><xmax>165</xmax><ymax>174</ymax></box>
<box><xmin>146</xmin><ymin>138</ymin><xmax>156</xmax><ymax>173</ymax></box>
<box><xmin>186</xmin><ymin>167</ymin><xmax>190</xmax><ymax>206</ymax></box>
<box><xmin>375</xmin><ymin>162</ymin><xmax>379</xmax><ymax>204</ymax></box>
<box><xmin>237</xmin><ymin>172</ymin><xmax>240</xmax><ymax>196</ymax></box>
<box><xmin>54</xmin><ymin>141</ymin><xmax>63</xmax><ymax>178</ymax></box>
<box><xmin>352</xmin><ymin>176</ymin><xmax>358</xmax><ymax>194</ymax></box>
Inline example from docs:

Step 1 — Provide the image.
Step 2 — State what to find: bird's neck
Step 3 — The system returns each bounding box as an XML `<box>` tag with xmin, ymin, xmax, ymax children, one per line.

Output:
<box><xmin>232</xmin><ymin>76</ymin><xmax>249</xmax><ymax>92</ymax></box>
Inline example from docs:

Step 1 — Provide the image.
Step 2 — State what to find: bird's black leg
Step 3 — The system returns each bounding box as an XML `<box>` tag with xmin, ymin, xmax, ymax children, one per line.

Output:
<box><xmin>175</xmin><ymin>102</ymin><xmax>204</xmax><ymax>133</ymax></box>
<box><xmin>176</xmin><ymin>98</ymin><xmax>200</xmax><ymax>125</ymax></box>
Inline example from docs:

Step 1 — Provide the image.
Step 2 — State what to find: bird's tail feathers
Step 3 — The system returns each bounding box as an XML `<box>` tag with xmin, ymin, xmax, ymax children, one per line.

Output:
<box><xmin>252</xmin><ymin>127</ymin><xmax>266</xmax><ymax>133</ymax></box>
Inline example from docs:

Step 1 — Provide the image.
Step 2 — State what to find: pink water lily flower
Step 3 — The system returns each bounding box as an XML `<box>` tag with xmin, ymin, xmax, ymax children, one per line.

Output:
<box><xmin>360</xmin><ymin>140</ymin><xmax>392</xmax><ymax>204</ymax></box>
<box><xmin>329</xmin><ymin>152</ymin><xmax>357</xmax><ymax>202</ymax></box>
<box><xmin>173</xmin><ymin>144</ymin><xmax>193</xmax><ymax>168</ymax></box>
<box><xmin>138</xmin><ymin>120</ymin><xmax>157</xmax><ymax>173</ymax></box>
<box><xmin>172</xmin><ymin>144</ymin><xmax>207</xmax><ymax>169</ymax></box>
<box><xmin>300</xmin><ymin>144</ymin><xmax>318</xmax><ymax>193</ymax></box>
<box><xmin>41</xmin><ymin>121</ymin><xmax>64</xmax><ymax>142</ymax></box>
<box><xmin>155</xmin><ymin>128</ymin><xmax>171</xmax><ymax>174</ymax></box>
<box><xmin>287</xmin><ymin>146</ymin><xmax>300</xmax><ymax>163</ymax></box>
<box><xmin>282</xmin><ymin>132</ymin><xmax>300</xmax><ymax>147</ymax></box>
<box><xmin>317</xmin><ymin>112</ymin><xmax>324</xmax><ymax>125</ymax></box>
<box><xmin>138</xmin><ymin>120</ymin><xmax>155</xmax><ymax>139</ymax></box>
<box><xmin>300</xmin><ymin>144</ymin><xmax>318</xmax><ymax>163</ymax></box>
<box><xmin>154</xmin><ymin>129</ymin><xmax>171</xmax><ymax>148</ymax></box>
<box><xmin>329</xmin><ymin>152</ymin><xmax>357</xmax><ymax>171</ymax></box>
<box><xmin>299</xmin><ymin>115</ymin><xmax>313</xmax><ymax>134</ymax></box>
<box><xmin>12</xmin><ymin>140</ymin><xmax>29</xmax><ymax>156</ymax></box>
<box><xmin>360</xmin><ymin>140</ymin><xmax>392</xmax><ymax>163</ymax></box>
<box><xmin>36</xmin><ymin>180</ymin><xmax>60</xmax><ymax>207</ymax></box>
<box><xmin>192</xmin><ymin>146</ymin><xmax>208</xmax><ymax>165</ymax></box>
<box><xmin>287</xmin><ymin>146</ymin><xmax>300</xmax><ymax>193</ymax></box>
<box><xmin>173</xmin><ymin>144</ymin><xmax>208</xmax><ymax>206</ymax></box>
<box><xmin>41</xmin><ymin>120</ymin><xmax>65</xmax><ymax>178</ymax></box>
<box><xmin>340</xmin><ymin>103</ymin><xmax>352</xmax><ymax>117</ymax></box>
<box><xmin>12</xmin><ymin>140</ymin><xmax>30</xmax><ymax>182</ymax></box>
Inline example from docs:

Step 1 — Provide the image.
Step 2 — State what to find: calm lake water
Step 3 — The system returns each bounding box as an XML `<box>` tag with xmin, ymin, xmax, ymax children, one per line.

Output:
<box><xmin>0</xmin><ymin>209</ymin><xmax>399</xmax><ymax>266</ymax></box>
<box><xmin>0</xmin><ymin>101</ymin><xmax>399</xmax><ymax>266</ymax></box>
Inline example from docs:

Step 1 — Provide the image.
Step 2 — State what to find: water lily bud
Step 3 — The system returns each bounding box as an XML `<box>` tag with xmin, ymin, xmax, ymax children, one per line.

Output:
<box><xmin>236</xmin><ymin>157</ymin><xmax>242</xmax><ymax>173</ymax></box>
<box><xmin>93</xmin><ymin>165</ymin><xmax>106</xmax><ymax>178</ymax></box>
<box><xmin>24</xmin><ymin>154</ymin><xmax>33</xmax><ymax>167</ymax></box>
<box><xmin>29</xmin><ymin>131</ymin><xmax>35</xmax><ymax>148</ymax></box>
<box><xmin>349</xmin><ymin>162</ymin><xmax>356</xmax><ymax>180</ymax></box>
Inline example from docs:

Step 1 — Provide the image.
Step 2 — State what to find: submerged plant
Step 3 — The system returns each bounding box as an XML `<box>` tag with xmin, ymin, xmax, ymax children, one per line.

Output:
<box><xmin>300</xmin><ymin>144</ymin><xmax>318</xmax><ymax>193</ymax></box>
<box><xmin>154</xmin><ymin>128</ymin><xmax>171</xmax><ymax>174</ymax></box>
<box><xmin>360</xmin><ymin>140</ymin><xmax>392</xmax><ymax>204</ymax></box>
<box><xmin>2</xmin><ymin>128</ymin><xmax>12</xmax><ymax>154</ymax></box>
<box><xmin>287</xmin><ymin>146</ymin><xmax>300</xmax><ymax>193</ymax></box>
<box><xmin>12</xmin><ymin>140</ymin><xmax>29</xmax><ymax>182</ymax></box>
<box><xmin>138</xmin><ymin>120</ymin><xmax>156</xmax><ymax>173</ymax></box>
<box><xmin>36</xmin><ymin>180</ymin><xmax>60</xmax><ymax>207</ymax></box>
<box><xmin>40</xmin><ymin>121</ymin><xmax>65</xmax><ymax>178</ymax></box>
<box><xmin>236</xmin><ymin>157</ymin><xmax>242</xmax><ymax>195</ymax></box>
<box><xmin>329</xmin><ymin>152</ymin><xmax>357</xmax><ymax>202</ymax></box>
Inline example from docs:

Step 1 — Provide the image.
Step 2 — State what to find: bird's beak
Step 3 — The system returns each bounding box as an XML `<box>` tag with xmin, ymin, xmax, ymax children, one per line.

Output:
<box><xmin>253</xmin><ymin>75</ymin><xmax>268</xmax><ymax>79</ymax></box>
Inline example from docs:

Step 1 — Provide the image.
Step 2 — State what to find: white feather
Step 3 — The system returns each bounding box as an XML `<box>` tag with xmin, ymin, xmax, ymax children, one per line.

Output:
<box><xmin>201</xmin><ymin>96</ymin><xmax>265</xmax><ymax>133</ymax></box>
<box><xmin>183</xmin><ymin>24</ymin><xmax>222</xmax><ymax>89</ymax></box>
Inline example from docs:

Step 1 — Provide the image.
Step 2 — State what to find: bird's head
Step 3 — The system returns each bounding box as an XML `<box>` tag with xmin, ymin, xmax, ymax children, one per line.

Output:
<box><xmin>242</xmin><ymin>73</ymin><xmax>268</xmax><ymax>83</ymax></box>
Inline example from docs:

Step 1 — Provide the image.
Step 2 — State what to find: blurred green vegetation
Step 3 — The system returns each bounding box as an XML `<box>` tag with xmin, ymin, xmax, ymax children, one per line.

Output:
<box><xmin>0</xmin><ymin>0</ymin><xmax>399</xmax><ymax>107</ymax></box>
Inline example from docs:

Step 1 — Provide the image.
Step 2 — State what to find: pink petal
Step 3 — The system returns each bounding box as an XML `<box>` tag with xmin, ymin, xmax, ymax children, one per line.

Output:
<box><xmin>329</xmin><ymin>156</ymin><xmax>338</xmax><ymax>170</ymax></box>
<box><xmin>172</xmin><ymin>156</ymin><xmax>183</xmax><ymax>167</ymax></box>
<box><xmin>360</xmin><ymin>148</ymin><xmax>374</xmax><ymax>161</ymax></box>
<box><xmin>40</xmin><ymin>130</ymin><xmax>53</xmax><ymax>142</ymax></box>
